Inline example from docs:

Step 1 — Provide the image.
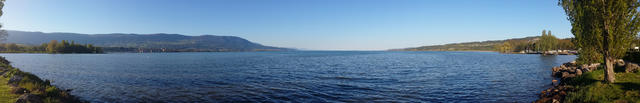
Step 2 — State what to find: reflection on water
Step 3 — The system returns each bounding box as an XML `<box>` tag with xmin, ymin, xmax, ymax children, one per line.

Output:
<box><xmin>0</xmin><ymin>51</ymin><xmax>575</xmax><ymax>102</ymax></box>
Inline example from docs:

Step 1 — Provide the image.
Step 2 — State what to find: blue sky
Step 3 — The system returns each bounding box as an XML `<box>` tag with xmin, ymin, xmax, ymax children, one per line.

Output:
<box><xmin>1</xmin><ymin>0</ymin><xmax>571</xmax><ymax>50</ymax></box>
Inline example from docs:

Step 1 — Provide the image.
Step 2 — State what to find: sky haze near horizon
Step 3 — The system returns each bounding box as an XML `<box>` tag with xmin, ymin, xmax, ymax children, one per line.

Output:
<box><xmin>2</xmin><ymin>0</ymin><xmax>572</xmax><ymax>50</ymax></box>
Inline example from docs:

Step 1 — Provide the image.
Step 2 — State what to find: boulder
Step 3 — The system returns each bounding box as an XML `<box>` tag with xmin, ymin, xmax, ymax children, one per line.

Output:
<box><xmin>591</xmin><ymin>63</ymin><xmax>601</xmax><ymax>67</ymax></box>
<box><xmin>8</xmin><ymin>76</ymin><xmax>22</xmax><ymax>84</ymax></box>
<box><xmin>616</xmin><ymin>59</ymin><xmax>626</xmax><ymax>67</ymax></box>
<box><xmin>569</xmin><ymin>69</ymin><xmax>576</xmax><ymax>73</ymax></box>
<box><xmin>576</xmin><ymin>69</ymin><xmax>583</xmax><ymax>76</ymax></box>
<box><xmin>540</xmin><ymin>90</ymin><xmax>547</xmax><ymax>97</ymax></box>
<box><xmin>15</xmin><ymin>94</ymin><xmax>43</xmax><ymax>103</ymax></box>
<box><xmin>563</xmin><ymin>62</ymin><xmax>576</xmax><ymax>67</ymax></box>
<box><xmin>556</xmin><ymin>66</ymin><xmax>562</xmax><ymax>72</ymax></box>
<box><xmin>561</xmin><ymin>72</ymin><xmax>571</xmax><ymax>78</ymax></box>
<box><xmin>554</xmin><ymin>72</ymin><xmax>563</xmax><ymax>78</ymax></box>
<box><xmin>10</xmin><ymin>87</ymin><xmax>28</xmax><ymax>94</ymax></box>
<box><xmin>625</xmin><ymin>62</ymin><xmax>640</xmax><ymax>73</ymax></box>
<box><xmin>585</xmin><ymin>63</ymin><xmax>600</xmax><ymax>71</ymax></box>
<box><xmin>580</xmin><ymin>64</ymin><xmax>589</xmax><ymax>71</ymax></box>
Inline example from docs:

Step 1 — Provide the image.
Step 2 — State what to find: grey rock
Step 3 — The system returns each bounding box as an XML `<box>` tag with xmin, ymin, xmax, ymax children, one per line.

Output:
<box><xmin>588</xmin><ymin>63</ymin><xmax>600</xmax><ymax>71</ymax></box>
<box><xmin>625</xmin><ymin>62</ymin><xmax>640</xmax><ymax>73</ymax></box>
<box><xmin>562</xmin><ymin>72</ymin><xmax>571</xmax><ymax>78</ymax></box>
<box><xmin>580</xmin><ymin>64</ymin><xmax>589</xmax><ymax>70</ymax></box>
<box><xmin>569</xmin><ymin>69</ymin><xmax>576</xmax><ymax>73</ymax></box>
<box><xmin>616</xmin><ymin>59</ymin><xmax>626</xmax><ymax>67</ymax></box>
<box><xmin>10</xmin><ymin>87</ymin><xmax>28</xmax><ymax>94</ymax></box>
<box><xmin>8</xmin><ymin>76</ymin><xmax>22</xmax><ymax>84</ymax></box>
<box><xmin>576</xmin><ymin>69</ymin><xmax>583</xmax><ymax>76</ymax></box>
<box><xmin>569</xmin><ymin>61</ymin><xmax>577</xmax><ymax>65</ymax></box>
<box><xmin>552</xmin><ymin>67</ymin><xmax>560</xmax><ymax>72</ymax></box>
<box><xmin>15</xmin><ymin>94</ymin><xmax>43</xmax><ymax>103</ymax></box>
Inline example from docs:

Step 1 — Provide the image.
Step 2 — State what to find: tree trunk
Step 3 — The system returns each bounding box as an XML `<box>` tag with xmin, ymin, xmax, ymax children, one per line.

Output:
<box><xmin>601</xmin><ymin>10</ymin><xmax>615</xmax><ymax>83</ymax></box>
<box><xmin>604</xmin><ymin>57</ymin><xmax>616</xmax><ymax>83</ymax></box>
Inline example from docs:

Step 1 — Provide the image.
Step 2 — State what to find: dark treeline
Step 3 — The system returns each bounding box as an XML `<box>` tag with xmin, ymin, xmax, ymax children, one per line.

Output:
<box><xmin>0</xmin><ymin>40</ymin><xmax>103</xmax><ymax>53</ymax></box>
<box><xmin>44</xmin><ymin>40</ymin><xmax>103</xmax><ymax>53</ymax></box>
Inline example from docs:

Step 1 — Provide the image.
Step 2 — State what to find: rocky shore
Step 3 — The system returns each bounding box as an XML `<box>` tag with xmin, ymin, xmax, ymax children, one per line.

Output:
<box><xmin>0</xmin><ymin>57</ymin><xmax>84</xmax><ymax>103</ymax></box>
<box><xmin>536</xmin><ymin>60</ymin><xmax>640</xmax><ymax>103</ymax></box>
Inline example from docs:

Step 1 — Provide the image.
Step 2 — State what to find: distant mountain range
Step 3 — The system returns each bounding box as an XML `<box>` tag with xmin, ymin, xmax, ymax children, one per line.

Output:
<box><xmin>393</xmin><ymin>36</ymin><xmax>541</xmax><ymax>51</ymax></box>
<box><xmin>6</xmin><ymin>30</ymin><xmax>292</xmax><ymax>52</ymax></box>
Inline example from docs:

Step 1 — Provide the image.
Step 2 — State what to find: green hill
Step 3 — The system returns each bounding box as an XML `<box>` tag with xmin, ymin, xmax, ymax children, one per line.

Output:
<box><xmin>6</xmin><ymin>30</ymin><xmax>293</xmax><ymax>52</ymax></box>
<box><xmin>393</xmin><ymin>36</ymin><xmax>541</xmax><ymax>51</ymax></box>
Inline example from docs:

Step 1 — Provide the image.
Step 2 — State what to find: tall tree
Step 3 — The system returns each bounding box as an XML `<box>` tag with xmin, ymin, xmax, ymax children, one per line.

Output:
<box><xmin>5</xmin><ymin>43</ymin><xmax>17</xmax><ymax>51</ymax></box>
<box><xmin>537</xmin><ymin>30</ymin><xmax>559</xmax><ymax>53</ymax></box>
<box><xmin>560</xmin><ymin>0</ymin><xmax>640</xmax><ymax>83</ymax></box>
<box><xmin>536</xmin><ymin>30</ymin><xmax>547</xmax><ymax>52</ymax></box>
<box><xmin>496</xmin><ymin>42</ymin><xmax>512</xmax><ymax>53</ymax></box>
<box><xmin>0</xmin><ymin>0</ymin><xmax>7</xmax><ymax>42</ymax></box>
<box><xmin>47</xmin><ymin>40</ymin><xmax>58</xmax><ymax>53</ymax></box>
<box><xmin>547</xmin><ymin>30</ymin><xmax>558</xmax><ymax>53</ymax></box>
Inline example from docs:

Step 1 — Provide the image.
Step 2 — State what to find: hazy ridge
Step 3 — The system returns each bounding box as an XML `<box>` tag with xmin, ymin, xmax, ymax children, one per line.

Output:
<box><xmin>5</xmin><ymin>30</ymin><xmax>292</xmax><ymax>52</ymax></box>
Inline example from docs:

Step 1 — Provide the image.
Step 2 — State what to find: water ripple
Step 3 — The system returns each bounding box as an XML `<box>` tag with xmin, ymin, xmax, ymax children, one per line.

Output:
<box><xmin>0</xmin><ymin>51</ymin><xmax>575</xmax><ymax>102</ymax></box>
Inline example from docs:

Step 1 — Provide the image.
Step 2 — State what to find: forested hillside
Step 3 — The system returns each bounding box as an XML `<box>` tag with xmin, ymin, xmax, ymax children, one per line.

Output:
<box><xmin>6</xmin><ymin>30</ymin><xmax>292</xmax><ymax>52</ymax></box>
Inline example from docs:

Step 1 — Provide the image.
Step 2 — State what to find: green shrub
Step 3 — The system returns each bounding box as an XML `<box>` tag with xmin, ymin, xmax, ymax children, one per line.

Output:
<box><xmin>43</xmin><ymin>97</ymin><xmax>60</xmax><ymax>103</ymax></box>
<box><xmin>45</xmin><ymin>86</ymin><xmax>61</xmax><ymax>97</ymax></box>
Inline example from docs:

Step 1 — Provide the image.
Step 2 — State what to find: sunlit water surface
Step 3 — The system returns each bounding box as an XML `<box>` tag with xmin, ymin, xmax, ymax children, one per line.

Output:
<box><xmin>0</xmin><ymin>51</ymin><xmax>575</xmax><ymax>102</ymax></box>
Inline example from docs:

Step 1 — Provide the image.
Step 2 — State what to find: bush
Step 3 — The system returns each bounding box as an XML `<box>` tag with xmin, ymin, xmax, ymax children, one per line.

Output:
<box><xmin>45</xmin><ymin>86</ymin><xmax>61</xmax><ymax>97</ymax></box>
<box><xmin>0</xmin><ymin>56</ymin><xmax>9</xmax><ymax>65</ymax></box>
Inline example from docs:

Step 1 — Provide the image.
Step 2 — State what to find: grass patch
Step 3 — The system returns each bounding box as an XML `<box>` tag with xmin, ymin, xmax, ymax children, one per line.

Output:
<box><xmin>564</xmin><ymin>69</ymin><xmax>640</xmax><ymax>102</ymax></box>
<box><xmin>0</xmin><ymin>75</ymin><xmax>19</xmax><ymax>103</ymax></box>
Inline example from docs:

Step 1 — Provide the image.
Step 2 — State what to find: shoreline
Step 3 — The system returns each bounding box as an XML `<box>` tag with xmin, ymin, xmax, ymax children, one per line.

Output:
<box><xmin>535</xmin><ymin>60</ymin><xmax>597</xmax><ymax>103</ymax></box>
<box><xmin>536</xmin><ymin>59</ymin><xmax>640</xmax><ymax>102</ymax></box>
<box><xmin>0</xmin><ymin>57</ymin><xmax>84</xmax><ymax>103</ymax></box>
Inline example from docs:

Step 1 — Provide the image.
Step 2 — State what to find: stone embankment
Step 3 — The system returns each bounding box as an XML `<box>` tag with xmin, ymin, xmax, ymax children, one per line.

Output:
<box><xmin>536</xmin><ymin>60</ymin><xmax>640</xmax><ymax>103</ymax></box>
<box><xmin>551</xmin><ymin>61</ymin><xmax>599</xmax><ymax>79</ymax></box>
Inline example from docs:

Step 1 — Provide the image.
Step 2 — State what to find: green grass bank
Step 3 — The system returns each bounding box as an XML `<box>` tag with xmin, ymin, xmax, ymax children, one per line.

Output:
<box><xmin>0</xmin><ymin>57</ymin><xmax>83</xmax><ymax>103</ymax></box>
<box><xmin>563</xmin><ymin>69</ymin><xmax>640</xmax><ymax>102</ymax></box>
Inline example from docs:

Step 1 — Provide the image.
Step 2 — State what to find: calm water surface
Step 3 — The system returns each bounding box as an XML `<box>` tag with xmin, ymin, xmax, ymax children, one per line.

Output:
<box><xmin>0</xmin><ymin>51</ymin><xmax>575</xmax><ymax>102</ymax></box>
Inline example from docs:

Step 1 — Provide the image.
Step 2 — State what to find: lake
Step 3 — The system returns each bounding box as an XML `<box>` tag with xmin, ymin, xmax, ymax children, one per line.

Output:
<box><xmin>0</xmin><ymin>51</ymin><xmax>575</xmax><ymax>102</ymax></box>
